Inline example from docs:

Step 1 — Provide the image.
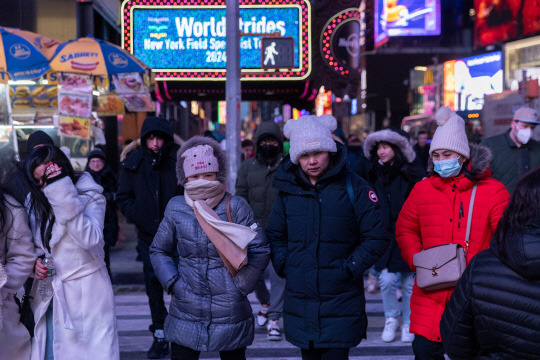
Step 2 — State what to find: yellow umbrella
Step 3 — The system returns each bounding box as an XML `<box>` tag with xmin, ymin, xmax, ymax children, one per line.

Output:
<box><xmin>3</xmin><ymin>27</ymin><xmax>59</xmax><ymax>60</ymax></box>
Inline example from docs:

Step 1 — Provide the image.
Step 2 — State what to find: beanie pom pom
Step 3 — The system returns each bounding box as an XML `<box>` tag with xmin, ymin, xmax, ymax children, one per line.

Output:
<box><xmin>283</xmin><ymin>117</ymin><xmax>298</xmax><ymax>139</ymax></box>
<box><xmin>435</xmin><ymin>107</ymin><xmax>454</xmax><ymax>126</ymax></box>
<box><xmin>318</xmin><ymin>114</ymin><xmax>338</xmax><ymax>132</ymax></box>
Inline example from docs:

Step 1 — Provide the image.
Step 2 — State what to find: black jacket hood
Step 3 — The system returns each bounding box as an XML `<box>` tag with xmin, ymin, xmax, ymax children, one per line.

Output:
<box><xmin>140</xmin><ymin>116</ymin><xmax>174</xmax><ymax>143</ymax></box>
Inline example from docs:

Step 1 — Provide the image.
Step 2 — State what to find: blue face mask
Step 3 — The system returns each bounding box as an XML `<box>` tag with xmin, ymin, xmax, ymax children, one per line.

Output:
<box><xmin>433</xmin><ymin>156</ymin><xmax>463</xmax><ymax>178</ymax></box>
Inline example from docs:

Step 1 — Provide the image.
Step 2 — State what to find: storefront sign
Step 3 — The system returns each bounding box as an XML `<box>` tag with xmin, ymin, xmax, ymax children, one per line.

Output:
<box><xmin>122</xmin><ymin>0</ymin><xmax>311</xmax><ymax>81</ymax></box>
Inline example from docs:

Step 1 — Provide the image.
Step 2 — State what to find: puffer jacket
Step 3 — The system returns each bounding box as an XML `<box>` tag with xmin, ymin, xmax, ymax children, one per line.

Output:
<box><xmin>150</xmin><ymin>194</ymin><xmax>270</xmax><ymax>352</ymax></box>
<box><xmin>265</xmin><ymin>143</ymin><xmax>390</xmax><ymax>349</ymax></box>
<box><xmin>440</xmin><ymin>223</ymin><xmax>540</xmax><ymax>359</ymax></box>
<box><xmin>396</xmin><ymin>144</ymin><xmax>509</xmax><ymax>342</ymax></box>
<box><xmin>235</xmin><ymin>121</ymin><xmax>283</xmax><ymax>229</ymax></box>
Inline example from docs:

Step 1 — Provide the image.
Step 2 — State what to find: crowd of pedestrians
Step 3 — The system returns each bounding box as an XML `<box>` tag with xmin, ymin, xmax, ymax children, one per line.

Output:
<box><xmin>1</xmin><ymin>106</ymin><xmax>540</xmax><ymax>360</ymax></box>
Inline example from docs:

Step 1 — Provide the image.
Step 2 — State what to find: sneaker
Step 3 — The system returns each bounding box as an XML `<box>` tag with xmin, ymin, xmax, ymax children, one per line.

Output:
<box><xmin>257</xmin><ymin>303</ymin><xmax>270</xmax><ymax>327</ymax></box>
<box><xmin>267</xmin><ymin>319</ymin><xmax>282</xmax><ymax>341</ymax></box>
<box><xmin>366</xmin><ymin>273</ymin><xmax>380</xmax><ymax>294</ymax></box>
<box><xmin>381</xmin><ymin>317</ymin><xmax>399</xmax><ymax>342</ymax></box>
<box><xmin>147</xmin><ymin>330</ymin><xmax>169</xmax><ymax>359</ymax></box>
<box><xmin>401</xmin><ymin>324</ymin><xmax>414</xmax><ymax>343</ymax></box>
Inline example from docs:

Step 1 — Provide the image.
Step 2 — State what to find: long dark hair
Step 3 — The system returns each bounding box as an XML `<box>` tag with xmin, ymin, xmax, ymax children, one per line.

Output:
<box><xmin>367</xmin><ymin>141</ymin><xmax>407</xmax><ymax>183</ymax></box>
<box><xmin>493</xmin><ymin>167</ymin><xmax>540</xmax><ymax>258</ymax></box>
<box><xmin>24</xmin><ymin>145</ymin><xmax>76</xmax><ymax>252</ymax></box>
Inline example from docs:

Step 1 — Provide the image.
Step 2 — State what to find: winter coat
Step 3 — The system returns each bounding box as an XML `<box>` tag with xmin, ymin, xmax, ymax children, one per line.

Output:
<box><xmin>0</xmin><ymin>196</ymin><xmax>36</xmax><ymax>360</ymax></box>
<box><xmin>362</xmin><ymin>129</ymin><xmax>424</xmax><ymax>273</ymax></box>
<box><xmin>235</xmin><ymin>121</ymin><xmax>284</xmax><ymax>229</ymax></box>
<box><xmin>265</xmin><ymin>143</ymin><xmax>390</xmax><ymax>349</ymax></box>
<box><xmin>29</xmin><ymin>173</ymin><xmax>119</xmax><ymax>360</ymax></box>
<box><xmin>150</xmin><ymin>194</ymin><xmax>270</xmax><ymax>352</ymax></box>
<box><xmin>481</xmin><ymin>129</ymin><xmax>540</xmax><ymax>193</ymax></box>
<box><xmin>396</xmin><ymin>145</ymin><xmax>509</xmax><ymax>342</ymax></box>
<box><xmin>86</xmin><ymin>165</ymin><xmax>118</xmax><ymax>246</ymax></box>
<box><xmin>441</xmin><ymin>223</ymin><xmax>540</xmax><ymax>360</ymax></box>
<box><xmin>117</xmin><ymin>141</ymin><xmax>180</xmax><ymax>243</ymax></box>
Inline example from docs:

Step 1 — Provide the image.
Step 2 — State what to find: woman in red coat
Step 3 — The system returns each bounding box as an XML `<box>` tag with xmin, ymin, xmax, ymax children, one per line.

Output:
<box><xmin>396</xmin><ymin>107</ymin><xmax>509</xmax><ymax>360</ymax></box>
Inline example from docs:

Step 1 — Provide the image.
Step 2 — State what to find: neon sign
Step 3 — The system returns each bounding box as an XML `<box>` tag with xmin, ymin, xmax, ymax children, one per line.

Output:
<box><xmin>122</xmin><ymin>0</ymin><xmax>311</xmax><ymax>81</ymax></box>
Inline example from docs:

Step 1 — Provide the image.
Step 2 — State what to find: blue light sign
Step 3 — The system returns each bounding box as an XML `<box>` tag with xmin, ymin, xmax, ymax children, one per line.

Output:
<box><xmin>132</xmin><ymin>7</ymin><xmax>301</xmax><ymax>71</ymax></box>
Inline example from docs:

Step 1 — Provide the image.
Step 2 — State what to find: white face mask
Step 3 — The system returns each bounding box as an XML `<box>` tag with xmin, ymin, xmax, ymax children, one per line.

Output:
<box><xmin>517</xmin><ymin>127</ymin><xmax>532</xmax><ymax>144</ymax></box>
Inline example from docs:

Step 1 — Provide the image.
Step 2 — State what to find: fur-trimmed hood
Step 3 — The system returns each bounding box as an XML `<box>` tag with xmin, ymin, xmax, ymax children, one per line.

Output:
<box><xmin>363</xmin><ymin>129</ymin><xmax>416</xmax><ymax>163</ymax></box>
<box><xmin>427</xmin><ymin>143</ymin><xmax>492</xmax><ymax>177</ymax></box>
<box><xmin>176</xmin><ymin>136</ymin><xmax>227</xmax><ymax>185</ymax></box>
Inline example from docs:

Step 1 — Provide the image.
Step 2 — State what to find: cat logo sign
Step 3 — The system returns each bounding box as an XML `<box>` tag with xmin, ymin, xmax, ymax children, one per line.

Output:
<box><xmin>261</xmin><ymin>37</ymin><xmax>294</xmax><ymax>69</ymax></box>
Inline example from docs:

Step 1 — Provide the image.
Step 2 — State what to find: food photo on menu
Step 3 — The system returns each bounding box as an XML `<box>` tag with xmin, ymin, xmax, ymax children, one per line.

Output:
<box><xmin>97</xmin><ymin>95</ymin><xmax>125</xmax><ymax>116</ymax></box>
<box><xmin>58</xmin><ymin>72</ymin><xmax>94</xmax><ymax>93</ymax></box>
<box><xmin>58</xmin><ymin>91</ymin><xmax>92</xmax><ymax>118</ymax></box>
<box><xmin>58</xmin><ymin>115</ymin><xmax>91</xmax><ymax>139</ymax></box>
<box><xmin>113</xmin><ymin>72</ymin><xmax>144</xmax><ymax>93</ymax></box>
<box><xmin>120</xmin><ymin>92</ymin><xmax>154</xmax><ymax>112</ymax></box>
<box><xmin>11</xmin><ymin>84</ymin><xmax>58</xmax><ymax>109</ymax></box>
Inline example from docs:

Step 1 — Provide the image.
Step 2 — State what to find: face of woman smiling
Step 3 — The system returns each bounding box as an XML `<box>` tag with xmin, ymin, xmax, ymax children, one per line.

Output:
<box><xmin>377</xmin><ymin>142</ymin><xmax>395</xmax><ymax>164</ymax></box>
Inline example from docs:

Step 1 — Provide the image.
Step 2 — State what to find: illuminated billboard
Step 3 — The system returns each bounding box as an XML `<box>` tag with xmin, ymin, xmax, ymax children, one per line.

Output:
<box><xmin>474</xmin><ymin>0</ymin><xmax>540</xmax><ymax>48</ymax></box>
<box><xmin>121</xmin><ymin>0</ymin><xmax>311</xmax><ymax>81</ymax></box>
<box><xmin>444</xmin><ymin>51</ymin><xmax>503</xmax><ymax>111</ymax></box>
<box><xmin>375</xmin><ymin>0</ymin><xmax>440</xmax><ymax>46</ymax></box>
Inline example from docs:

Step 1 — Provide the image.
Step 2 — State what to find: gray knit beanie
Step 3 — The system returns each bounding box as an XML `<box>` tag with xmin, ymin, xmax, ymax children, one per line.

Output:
<box><xmin>429</xmin><ymin>107</ymin><xmax>470</xmax><ymax>159</ymax></box>
<box><xmin>283</xmin><ymin>114</ymin><xmax>337</xmax><ymax>164</ymax></box>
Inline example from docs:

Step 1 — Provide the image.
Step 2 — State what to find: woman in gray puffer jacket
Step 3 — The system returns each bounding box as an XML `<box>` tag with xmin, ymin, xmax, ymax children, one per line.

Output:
<box><xmin>150</xmin><ymin>136</ymin><xmax>270</xmax><ymax>360</ymax></box>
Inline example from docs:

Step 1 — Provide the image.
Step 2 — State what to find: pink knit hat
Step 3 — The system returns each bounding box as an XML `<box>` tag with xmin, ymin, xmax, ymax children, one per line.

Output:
<box><xmin>182</xmin><ymin>144</ymin><xmax>220</xmax><ymax>178</ymax></box>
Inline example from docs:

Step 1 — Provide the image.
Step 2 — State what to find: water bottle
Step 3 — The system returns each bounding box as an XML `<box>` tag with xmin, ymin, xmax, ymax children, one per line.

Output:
<box><xmin>38</xmin><ymin>254</ymin><xmax>55</xmax><ymax>298</ymax></box>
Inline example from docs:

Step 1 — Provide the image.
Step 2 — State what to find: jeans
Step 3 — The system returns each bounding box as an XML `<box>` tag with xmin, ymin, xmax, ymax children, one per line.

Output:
<box><xmin>171</xmin><ymin>343</ymin><xmax>246</xmax><ymax>360</ymax></box>
<box><xmin>253</xmin><ymin>263</ymin><xmax>286</xmax><ymax>319</ymax></box>
<box><xmin>379</xmin><ymin>269</ymin><xmax>414</xmax><ymax>325</ymax></box>
<box><xmin>300</xmin><ymin>347</ymin><xmax>349</xmax><ymax>360</ymax></box>
<box><xmin>45</xmin><ymin>301</ymin><xmax>54</xmax><ymax>360</ymax></box>
<box><xmin>412</xmin><ymin>335</ymin><xmax>444</xmax><ymax>360</ymax></box>
<box><xmin>137</xmin><ymin>235</ymin><xmax>168</xmax><ymax>330</ymax></box>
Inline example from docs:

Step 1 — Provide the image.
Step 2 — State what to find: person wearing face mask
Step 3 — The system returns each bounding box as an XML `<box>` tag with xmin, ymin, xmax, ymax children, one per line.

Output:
<box><xmin>481</xmin><ymin>106</ymin><xmax>540</xmax><ymax>193</ymax></box>
<box><xmin>235</xmin><ymin>121</ymin><xmax>286</xmax><ymax>341</ymax></box>
<box><xmin>396</xmin><ymin>107</ymin><xmax>509</xmax><ymax>360</ymax></box>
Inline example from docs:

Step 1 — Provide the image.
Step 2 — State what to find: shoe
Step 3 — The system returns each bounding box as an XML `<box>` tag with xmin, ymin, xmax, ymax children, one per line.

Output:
<box><xmin>366</xmin><ymin>273</ymin><xmax>380</xmax><ymax>294</ymax></box>
<box><xmin>257</xmin><ymin>303</ymin><xmax>270</xmax><ymax>327</ymax></box>
<box><xmin>401</xmin><ymin>324</ymin><xmax>414</xmax><ymax>343</ymax></box>
<box><xmin>267</xmin><ymin>319</ymin><xmax>282</xmax><ymax>341</ymax></box>
<box><xmin>147</xmin><ymin>330</ymin><xmax>169</xmax><ymax>359</ymax></box>
<box><xmin>381</xmin><ymin>317</ymin><xmax>399</xmax><ymax>342</ymax></box>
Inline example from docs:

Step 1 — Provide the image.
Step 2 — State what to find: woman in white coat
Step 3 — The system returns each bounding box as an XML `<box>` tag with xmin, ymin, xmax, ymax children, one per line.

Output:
<box><xmin>0</xmin><ymin>188</ymin><xmax>36</xmax><ymax>360</ymax></box>
<box><xmin>24</xmin><ymin>145</ymin><xmax>119</xmax><ymax>360</ymax></box>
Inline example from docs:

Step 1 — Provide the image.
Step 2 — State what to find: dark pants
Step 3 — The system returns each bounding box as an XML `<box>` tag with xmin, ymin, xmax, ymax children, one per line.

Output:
<box><xmin>412</xmin><ymin>335</ymin><xmax>444</xmax><ymax>360</ymax></box>
<box><xmin>104</xmin><ymin>243</ymin><xmax>111</xmax><ymax>279</ymax></box>
<box><xmin>138</xmin><ymin>236</ymin><xmax>168</xmax><ymax>330</ymax></box>
<box><xmin>171</xmin><ymin>343</ymin><xmax>246</xmax><ymax>360</ymax></box>
<box><xmin>300</xmin><ymin>348</ymin><xmax>349</xmax><ymax>360</ymax></box>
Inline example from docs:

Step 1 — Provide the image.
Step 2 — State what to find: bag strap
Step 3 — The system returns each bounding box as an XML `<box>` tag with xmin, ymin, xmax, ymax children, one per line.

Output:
<box><xmin>464</xmin><ymin>183</ymin><xmax>478</xmax><ymax>253</ymax></box>
<box><xmin>226</xmin><ymin>194</ymin><xmax>233</xmax><ymax>222</ymax></box>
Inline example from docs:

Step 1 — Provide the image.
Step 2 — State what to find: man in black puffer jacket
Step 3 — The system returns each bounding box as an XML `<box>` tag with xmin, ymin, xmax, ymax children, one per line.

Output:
<box><xmin>266</xmin><ymin>114</ymin><xmax>389</xmax><ymax>359</ymax></box>
<box><xmin>441</xmin><ymin>167</ymin><xmax>540</xmax><ymax>360</ymax></box>
<box><xmin>117</xmin><ymin>116</ymin><xmax>180</xmax><ymax>359</ymax></box>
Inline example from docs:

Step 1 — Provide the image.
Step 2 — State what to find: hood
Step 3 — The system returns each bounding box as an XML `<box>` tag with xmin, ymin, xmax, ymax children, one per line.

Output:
<box><xmin>176</xmin><ymin>136</ymin><xmax>227</xmax><ymax>185</ymax></box>
<box><xmin>254</xmin><ymin>121</ymin><xmax>284</xmax><ymax>159</ymax></box>
<box><xmin>427</xmin><ymin>143</ymin><xmax>492</xmax><ymax>178</ymax></box>
<box><xmin>491</xmin><ymin>224</ymin><xmax>540</xmax><ymax>280</ymax></box>
<box><xmin>140</xmin><ymin>116</ymin><xmax>174</xmax><ymax>144</ymax></box>
<box><xmin>363</xmin><ymin>129</ymin><xmax>416</xmax><ymax>163</ymax></box>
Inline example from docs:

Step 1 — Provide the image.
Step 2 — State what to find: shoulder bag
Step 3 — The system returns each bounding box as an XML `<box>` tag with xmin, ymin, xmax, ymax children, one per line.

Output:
<box><xmin>413</xmin><ymin>183</ymin><xmax>477</xmax><ymax>291</ymax></box>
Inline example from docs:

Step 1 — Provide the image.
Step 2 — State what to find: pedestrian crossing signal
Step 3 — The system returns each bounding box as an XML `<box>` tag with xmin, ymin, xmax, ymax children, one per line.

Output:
<box><xmin>261</xmin><ymin>37</ymin><xmax>295</xmax><ymax>69</ymax></box>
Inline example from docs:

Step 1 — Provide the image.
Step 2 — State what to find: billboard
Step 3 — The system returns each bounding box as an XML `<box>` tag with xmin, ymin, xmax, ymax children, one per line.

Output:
<box><xmin>375</xmin><ymin>0</ymin><xmax>440</xmax><ymax>46</ymax></box>
<box><xmin>444</xmin><ymin>51</ymin><xmax>503</xmax><ymax>111</ymax></box>
<box><xmin>474</xmin><ymin>0</ymin><xmax>540</xmax><ymax>48</ymax></box>
<box><xmin>122</xmin><ymin>0</ymin><xmax>311</xmax><ymax>81</ymax></box>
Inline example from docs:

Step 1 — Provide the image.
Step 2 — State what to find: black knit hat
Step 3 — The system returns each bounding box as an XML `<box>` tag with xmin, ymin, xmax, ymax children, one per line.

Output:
<box><xmin>26</xmin><ymin>130</ymin><xmax>54</xmax><ymax>152</ymax></box>
<box><xmin>87</xmin><ymin>148</ymin><xmax>106</xmax><ymax>161</ymax></box>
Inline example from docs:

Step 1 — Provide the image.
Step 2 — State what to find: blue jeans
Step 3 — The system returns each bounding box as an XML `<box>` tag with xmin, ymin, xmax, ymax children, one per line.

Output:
<box><xmin>45</xmin><ymin>301</ymin><xmax>54</xmax><ymax>360</ymax></box>
<box><xmin>253</xmin><ymin>263</ymin><xmax>286</xmax><ymax>319</ymax></box>
<box><xmin>379</xmin><ymin>269</ymin><xmax>414</xmax><ymax>325</ymax></box>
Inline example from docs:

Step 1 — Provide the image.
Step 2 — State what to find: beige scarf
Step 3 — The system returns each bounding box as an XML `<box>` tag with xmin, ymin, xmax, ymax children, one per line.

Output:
<box><xmin>184</xmin><ymin>179</ymin><xmax>257</xmax><ymax>276</ymax></box>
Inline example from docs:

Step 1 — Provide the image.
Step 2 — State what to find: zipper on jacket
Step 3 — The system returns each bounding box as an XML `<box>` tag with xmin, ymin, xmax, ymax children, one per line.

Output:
<box><xmin>458</xmin><ymin>202</ymin><xmax>463</xmax><ymax>228</ymax></box>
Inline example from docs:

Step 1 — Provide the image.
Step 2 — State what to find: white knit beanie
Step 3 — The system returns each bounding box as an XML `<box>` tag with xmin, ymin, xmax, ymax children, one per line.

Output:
<box><xmin>429</xmin><ymin>107</ymin><xmax>470</xmax><ymax>159</ymax></box>
<box><xmin>284</xmin><ymin>114</ymin><xmax>338</xmax><ymax>164</ymax></box>
<box><xmin>182</xmin><ymin>144</ymin><xmax>220</xmax><ymax>178</ymax></box>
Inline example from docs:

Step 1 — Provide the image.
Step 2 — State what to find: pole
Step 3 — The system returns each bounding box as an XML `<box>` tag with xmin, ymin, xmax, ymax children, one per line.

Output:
<box><xmin>76</xmin><ymin>0</ymin><xmax>94</xmax><ymax>37</ymax></box>
<box><xmin>225</xmin><ymin>0</ymin><xmax>241</xmax><ymax>193</ymax></box>
<box><xmin>5</xmin><ymin>84</ymin><xmax>19</xmax><ymax>161</ymax></box>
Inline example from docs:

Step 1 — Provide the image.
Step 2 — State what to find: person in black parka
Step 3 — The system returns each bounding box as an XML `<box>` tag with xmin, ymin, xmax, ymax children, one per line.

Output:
<box><xmin>362</xmin><ymin>128</ymin><xmax>424</xmax><ymax>344</ymax></box>
<box><xmin>117</xmin><ymin>116</ymin><xmax>181</xmax><ymax>359</ymax></box>
<box><xmin>440</xmin><ymin>166</ymin><xmax>540</xmax><ymax>360</ymax></box>
<box><xmin>85</xmin><ymin>148</ymin><xmax>118</xmax><ymax>278</ymax></box>
<box><xmin>265</xmin><ymin>115</ymin><xmax>390</xmax><ymax>360</ymax></box>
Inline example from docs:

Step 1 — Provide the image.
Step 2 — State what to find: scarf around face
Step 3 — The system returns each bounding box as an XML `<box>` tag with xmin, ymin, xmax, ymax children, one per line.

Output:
<box><xmin>184</xmin><ymin>179</ymin><xmax>257</xmax><ymax>276</ymax></box>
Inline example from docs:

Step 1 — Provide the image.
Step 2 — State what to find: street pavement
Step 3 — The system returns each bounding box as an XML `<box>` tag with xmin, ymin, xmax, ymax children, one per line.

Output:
<box><xmin>111</xmin><ymin>215</ymin><xmax>414</xmax><ymax>360</ymax></box>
